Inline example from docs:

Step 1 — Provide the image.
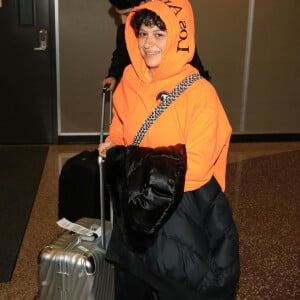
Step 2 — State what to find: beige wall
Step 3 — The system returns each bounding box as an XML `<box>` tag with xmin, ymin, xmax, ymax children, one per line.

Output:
<box><xmin>246</xmin><ymin>0</ymin><xmax>300</xmax><ymax>133</ymax></box>
<box><xmin>58</xmin><ymin>0</ymin><xmax>116</xmax><ymax>134</ymax></box>
<box><xmin>192</xmin><ymin>0</ymin><xmax>249</xmax><ymax>132</ymax></box>
<box><xmin>57</xmin><ymin>0</ymin><xmax>300</xmax><ymax>136</ymax></box>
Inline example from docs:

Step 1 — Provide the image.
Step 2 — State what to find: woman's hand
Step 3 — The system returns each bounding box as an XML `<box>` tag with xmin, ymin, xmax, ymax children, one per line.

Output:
<box><xmin>102</xmin><ymin>77</ymin><xmax>117</xmax><ymax>92</ymax></box>
<box><xmin>98</xmin><ymin>141</ymin><xmax>116</xmax><ymax>158</ymax></box>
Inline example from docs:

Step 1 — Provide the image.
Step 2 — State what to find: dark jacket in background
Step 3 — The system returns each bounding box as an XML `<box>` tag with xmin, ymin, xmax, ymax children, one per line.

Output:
<box><xmin>107</xmin><ymin>24</ymin><xmax>211</xmax><ymax>81</ymax></box>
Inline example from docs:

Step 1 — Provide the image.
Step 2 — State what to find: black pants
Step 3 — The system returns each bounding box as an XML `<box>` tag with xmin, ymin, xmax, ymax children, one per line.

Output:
<box><xmin>114</xmin><ymin>266</ymin><xmax>175</xmax><ymax>300</ymax></box>
<box><xmin>114</xmin><ymin>266</ymin><xmax>236</xmax><ymax>300</ymax></box>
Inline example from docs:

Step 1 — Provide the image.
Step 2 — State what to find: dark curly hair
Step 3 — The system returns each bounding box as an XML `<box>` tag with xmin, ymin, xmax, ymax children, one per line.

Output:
<box><xmin>109</xmin><ymin>0</ymin><xmax>141</xmax><ymax>9</ymax></box>
<box><xmin>130</xmin><ymin>9</ymin><xmax>166</xmax><ymax>37</ymax></box>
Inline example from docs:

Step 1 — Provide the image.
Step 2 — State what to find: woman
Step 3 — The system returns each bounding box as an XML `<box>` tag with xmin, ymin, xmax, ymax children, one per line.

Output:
<box><xmin>102</xmin><ymin>0</ymin><xmax>211</xmax><ymax>92</ymax></box>
<box><xmin>99</xmin><ymin>0</ymin><xmax>239</xmax><ymax>299</ymax></box>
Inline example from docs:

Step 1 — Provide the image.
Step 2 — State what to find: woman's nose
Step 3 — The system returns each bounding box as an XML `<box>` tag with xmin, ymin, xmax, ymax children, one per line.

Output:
<box><xmin>144</xmin><ymin>35</ymin><xmax>154</xmax><ymax>48</ymax></box>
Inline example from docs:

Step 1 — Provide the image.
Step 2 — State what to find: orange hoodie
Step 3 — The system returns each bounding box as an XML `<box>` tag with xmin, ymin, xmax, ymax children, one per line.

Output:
<box><xmin>106</xmin><ymin>0</ymin><xmax>232</xmax><ymax>192</ymax></box>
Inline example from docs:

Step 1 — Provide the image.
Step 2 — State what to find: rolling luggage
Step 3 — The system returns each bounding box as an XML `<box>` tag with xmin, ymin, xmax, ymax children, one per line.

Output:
<box><xmin>38</xmin><ymin>217</ymin><xmax>114</xmax><ymax>300</ymax></box>
<box><xmin>38</xmin><ymin>86</ymin><xmax>114</xmax><ymax>299</ymax></box>
<box><xmin>58</xmin><ymin>149</ymin><xmax>111</xmax><ymax>222</ymax></box>
<box><xmin>58</xmin><ymin>88</ymin><xmax>112</xmax><ymax>222</ymax></box>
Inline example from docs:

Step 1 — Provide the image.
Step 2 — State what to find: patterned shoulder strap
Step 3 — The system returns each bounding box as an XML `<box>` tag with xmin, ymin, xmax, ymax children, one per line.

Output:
<box><xmin>133</xmin><ymin>74</ymin><xmax>202</xmax><ymax>146</ymax></box>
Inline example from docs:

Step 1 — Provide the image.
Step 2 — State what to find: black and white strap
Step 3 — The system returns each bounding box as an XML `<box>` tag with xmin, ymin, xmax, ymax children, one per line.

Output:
<box><xmin>133</xmin><ymin>74</ymin><xmax>202</xmax><ymax>146</ymax></box>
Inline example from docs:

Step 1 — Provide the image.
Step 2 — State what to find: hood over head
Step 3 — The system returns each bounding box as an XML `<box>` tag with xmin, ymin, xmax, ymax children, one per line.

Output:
<box><xmin>125</xmin><ymin>0</ymin><xmax>195</xmax><ymax>82</ymax></box>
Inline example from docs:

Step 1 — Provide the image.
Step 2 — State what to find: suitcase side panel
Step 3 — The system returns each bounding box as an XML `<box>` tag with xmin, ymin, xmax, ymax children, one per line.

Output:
<box><xmin>39</xmin><ymin>218</ymin><xmax>114</xmax><ymax>300</ymax></box>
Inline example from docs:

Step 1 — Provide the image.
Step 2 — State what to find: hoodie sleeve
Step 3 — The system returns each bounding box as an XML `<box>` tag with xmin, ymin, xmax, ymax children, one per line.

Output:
<box><xmin>182</xmin><ymin>80</ymin><xmax>231</xmax><ymax>192</ymax></box>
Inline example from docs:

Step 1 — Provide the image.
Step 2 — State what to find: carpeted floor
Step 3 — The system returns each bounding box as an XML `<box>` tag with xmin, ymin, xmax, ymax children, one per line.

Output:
<box><xmin>226</xmin><ymin>150</ymin><xmax>300</xmax><ymax>299</ymax></box>
<box><xmin>0</xmin><ymin>146</ymin><xmax>48</xmax><ymax>283</ymax></box>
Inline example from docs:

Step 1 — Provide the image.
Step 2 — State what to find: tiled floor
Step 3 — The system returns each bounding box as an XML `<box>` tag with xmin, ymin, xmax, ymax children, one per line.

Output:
<box><xmin>0</xmin><ymin>142</ymin><xmax>299</xmax><ymax>300</ymax></box>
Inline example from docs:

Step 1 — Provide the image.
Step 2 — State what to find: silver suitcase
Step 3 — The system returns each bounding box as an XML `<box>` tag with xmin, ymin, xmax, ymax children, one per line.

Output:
<box><xmin>38</xmin><ymin>218</ymin><xmax>114</xmax><ymax>300</ymax></box>
<box><xmin>38</xmin><ymin>87</ymin><xmax>114</xmax><ymax>300</ymax></box>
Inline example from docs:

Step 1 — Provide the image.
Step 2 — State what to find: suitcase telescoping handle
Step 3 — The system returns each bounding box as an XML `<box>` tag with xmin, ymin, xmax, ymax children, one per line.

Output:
<box><xmin>100</xmin><ymin>84</ymin><xmax>112</xmax><ymax>143</ymax></box>
<box><xmin>99</xmin><ymin>84</ymin><xmax>113</xmax><ymax>250</ymax></box>
<box><xmin>98</xmin><ymin>156</ymin><xmax>106</xmax><ymax>250</ymax></box>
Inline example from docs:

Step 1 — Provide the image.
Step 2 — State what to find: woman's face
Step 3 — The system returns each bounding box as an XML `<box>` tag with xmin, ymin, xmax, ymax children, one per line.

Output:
<box><xmin>138</xmin><ymin>24</ymin><xmax>167</xmax><ymax>76</ymax></box>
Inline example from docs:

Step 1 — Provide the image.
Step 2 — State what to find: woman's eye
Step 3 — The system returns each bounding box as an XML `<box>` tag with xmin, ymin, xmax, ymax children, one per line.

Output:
<box><xmin>138</xmin><ymin>32</ymin><xmax>147</xmax><ymax>38</ymax></box>
<box><xmin>155</xmin><ymin>32</ymin><xmax>167</xmax><ymax>39</ymax></box>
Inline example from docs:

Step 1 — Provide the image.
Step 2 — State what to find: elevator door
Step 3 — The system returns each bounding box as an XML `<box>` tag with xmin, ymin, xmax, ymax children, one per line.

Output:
<box><xmin>0</xmin><ymin>0</ymin><xmax>55</xmax><ymax>143</ymax></box>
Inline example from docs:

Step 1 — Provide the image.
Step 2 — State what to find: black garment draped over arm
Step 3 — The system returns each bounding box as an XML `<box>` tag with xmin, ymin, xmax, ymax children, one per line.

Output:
<box><xmin>104</xmin><ymin>144</ymin><xmax>187</xmax><ymax>252</ymax></box>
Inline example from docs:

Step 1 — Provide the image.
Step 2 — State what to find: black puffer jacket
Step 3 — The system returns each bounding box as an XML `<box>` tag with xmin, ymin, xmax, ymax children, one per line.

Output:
<box><xmin>104</xmin><ymin>146</ymin><xmax>240</xmax><ymax>300</ymax></box>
